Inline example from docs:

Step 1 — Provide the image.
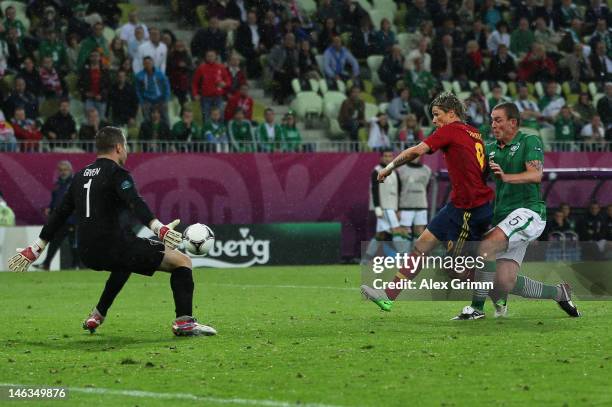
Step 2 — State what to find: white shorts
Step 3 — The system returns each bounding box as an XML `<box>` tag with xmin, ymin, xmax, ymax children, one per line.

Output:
<box><xmin>399</xmin><ymin>210</ymin><xmax>428</xmax><ymax>227</ymax></box>
<box><xmin>376</xmin><ymin>209</ymin><xmax>400</xmax><ymax>233</ymax></box>
<box><xmin>496</xmin><ymin>208</ymin><xmax>546</xmax><ymax>265</ymax></box>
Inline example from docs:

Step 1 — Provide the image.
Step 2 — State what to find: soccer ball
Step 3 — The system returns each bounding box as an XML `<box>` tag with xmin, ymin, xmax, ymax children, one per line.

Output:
<box><xmin>183</xmin><ymin>223</ymin><xmax>215</xmax><ymax>256</ymax></box>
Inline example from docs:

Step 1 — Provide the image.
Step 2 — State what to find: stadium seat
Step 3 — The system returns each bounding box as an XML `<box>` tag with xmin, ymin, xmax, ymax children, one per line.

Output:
<box><xmin>480</xmin><ymin>80</ymin><xmax>509</xmax><ymax>97</ymax></box>
<box><xmin>297</xmin><ymin>0</ymin><xmax>317</xmax><ymax>16</ymax></box>
<box><xmin>367</xmin><ymin>55</ymin><xmax>384</xmax><ymax>87</ymax></box>
<box><xmin>365</xmin><ymin>103</ymin><xmax>379</xmax><ymax>119</ymax></box>
<box><xmin>291</xmin><ymin>78</ymin><xmax>302</xmax><ymax>94</ymax></box>
<box><xmin>196</xmin><ymin>5</ymin><xmax>208</xmax><ymax>27</ymax></box>
<box><xmin>593</xmin><ymin>93</ymin><xmax>605</xmax><ymax>107</ymax></box>
<box><xmin>0</xmin><ymin>74</ymin><xmax>15</xmax><ymax>94</ymax></box>
<box><xmin>373</xmin><ymin>0</ymin><xmax>397</xmax><ymax>14</ymax></box>
<box><xmin>315</xmin><ymin>55</ymin><xmax>325</xmax><ymax>73</ymax></box>
<box><xmin>189</xmin><ymin>100</ymin><xmax>203</xmax><ymax>125</ymax></box>
<box><xmin>361</xmin><ymin>92</ymin><xmax>377</xmax><ymax>104</ymax></box>
<box><xmin>69</xmin><ymin>99</ymin><xmax>85</xmax><ymax>124</ymax></box>
<box><xmin>103</xmin><ymin>27</ymin><xmax>116</xmax><ymax>45</ymax></box>
<box><xmin>588</xmin><ymin>81</ymin><xmax>605</xmax><ymax>98</ymax></box>
<box><xmin>396</xmin><ymin>33</ymin><xmax>412</xmax><ymax>53</ymax></box>
<box><xmin>168</xmin><ymin>97</ymin><xmax>182</xmax><ymax>125</ymax></box>
<box><xmin>323</xmin><ymin>91</ymin><xmax>347</xmax><ymax>120</ymax></box>
<box><xmin>308</xmin><ymin>79</ymin><xmax>320</xmax><ymax>93</ymax></box>
<box><xmin>355</xmin><ymin>0</ymin><xmax>372</xmax><ymax>11</ymax></box>
<box><xmin>290</xmin><ymin>91</ymin><xmax>323</xmax><ymax>118</ymax></box>
<box><xmin>252</xmin><ymin>101</ymin><xmax>265</xmax><ymax>123</ymax></box>
<box><xmin>118</xmin><ymin>3</ymin><xmax>137</xmax><ymax>25</ymax></box>
<box><xmin>534</xmin><ymin>81</ymin><xmax>561</xmax><ymax>98</ymax></box>
<box><xmin>540</xmin><ymin>127</ymin><xmax>554</xmax><ymax>152</ymax></box>
<box><xmin>40</xmin><ymin>99</ymin><xmax>60</xmax><ymax>120</ymax></box>
<box><xmin>328</xmin><ymin>118</ymin><xmax>345</xmax><ymax>139</ymax></box>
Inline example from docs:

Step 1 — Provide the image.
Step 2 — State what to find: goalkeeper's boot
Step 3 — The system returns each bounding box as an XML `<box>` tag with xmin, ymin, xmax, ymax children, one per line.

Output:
<box><xmin>494</xmin><ymin>300</ymin><xmax>508</xmax><ymax>318</ymax></box>
<box><xmin>172</xmin><ymin>316</ymin><xmax>217</xmax><ymax>336</ymax></box>
<box><xmin>556</xmin><ymin>282</ymin><xmax>581</xmax><ymax>317</ymax></box>
<box><xmin>82</xmin><ymin>308</ymin><xmax>105</xmax><ymax>333</ymax></box>
<box><xmin>360</xmin><ymin>285</ymin><xmax>393</xmax><ymax>311</ymax></box>
<box><xmin>451</xmin><ymin>305</ymin><xmax>485</xmax><ymax>320</ymax></box>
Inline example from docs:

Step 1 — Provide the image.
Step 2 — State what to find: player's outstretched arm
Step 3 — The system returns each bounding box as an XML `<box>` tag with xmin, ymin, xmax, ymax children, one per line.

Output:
<box><xmin>8</xmin><ymin>239</ymin><xmax>47</xmax><ymax>272</ymax></box>
<box><xmin>377</xmin><ymin>142</ymin><xmax>431</xmax><ymax>182</ymax></box>
<box><xmin>150</xmin><ymin>219</ymin><xmax>183</xmax><ymax>249</ymax></box>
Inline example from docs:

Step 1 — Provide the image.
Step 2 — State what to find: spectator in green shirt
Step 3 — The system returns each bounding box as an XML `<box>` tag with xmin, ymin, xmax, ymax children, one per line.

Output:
<box><xmin>38</xmin><ymin>29</ymin><xmax>67</xmax><ymax>71</ymax></box>
<box><xmin>404</xmin><ymin>57</ymin><xmax>436</xmax><ymax>115</ymax></box>
<box><xmin>77</xmin><ymin>22</ymin><xmax>110</xmax><ymax>69</ymax></box>
<box><xmin>554</xmin><ymin>106</ymin><xmax>578</xmax><ymax>151</ymax></box>
<box><xmin>256</xmin><ymin>108</ymin><xmax>283</xmax><ymax>152</ymax></box>
<box><xmin>3</xmin><ymin>6</ymin><xmax>26</xmax><ymax>38</ymax></box>
<box><xmin>228</xmin><ymin>108</ymin><xmax>255</xmax><ymax>152</ymax></box>
<box><xmin>172</xmin><ymin>108</ymin><xmax>202</xmax><ymax>152</ymax></box>
<box><xmin>281</xmin><ymin>112</ymin><xmax>302</xmax><ymax>152</ymax></box>
<box><xmin>203</xmin><ymin>107</ymin><xmax>228</xmax><ymax>152</ymax></box>
<box><xmin>510</xmin><ymin>17</ymin><xmax>535</xmax><ymax>57</ymax></box>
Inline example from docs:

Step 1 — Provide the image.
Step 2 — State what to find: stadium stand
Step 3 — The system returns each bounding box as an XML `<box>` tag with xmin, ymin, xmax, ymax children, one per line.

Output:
<box><xmin>0</xmin><ymin>0</ymin><xmax>610</xmax><ymax>153</ymax></box>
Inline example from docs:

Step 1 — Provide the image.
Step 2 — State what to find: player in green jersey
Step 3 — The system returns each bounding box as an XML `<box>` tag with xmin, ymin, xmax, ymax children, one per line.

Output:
<box><xmin>453</xmin><ymin>102</ymin><xmax>580</xmax><ymax>320</ymax></box>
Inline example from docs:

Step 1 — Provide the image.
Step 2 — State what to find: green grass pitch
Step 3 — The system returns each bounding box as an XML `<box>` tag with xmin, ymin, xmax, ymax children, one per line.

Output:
<box><xmin>1</xmin><ymin>265</ymin><xmax>611</xmax><ymax>406</ymax></box>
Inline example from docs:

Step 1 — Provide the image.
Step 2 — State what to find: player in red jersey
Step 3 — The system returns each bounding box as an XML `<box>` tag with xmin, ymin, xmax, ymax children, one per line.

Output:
<box><xmin>361</xmin><ymin>92</ymin><xmax>494</xmax><ymax>311</ymax></box>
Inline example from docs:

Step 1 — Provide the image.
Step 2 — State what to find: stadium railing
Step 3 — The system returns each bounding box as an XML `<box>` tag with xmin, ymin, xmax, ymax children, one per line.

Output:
<box><xmin>2</xmin><ymin>140</ymin><xmax>611</xmax><ymax>153</ymax></box>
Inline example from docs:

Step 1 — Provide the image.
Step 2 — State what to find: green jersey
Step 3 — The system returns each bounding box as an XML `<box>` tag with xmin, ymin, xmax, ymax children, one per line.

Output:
<box><xmin>486</xmin><ymin>132</ymin><xmax>546</xmax><ymax>225</ymax></box>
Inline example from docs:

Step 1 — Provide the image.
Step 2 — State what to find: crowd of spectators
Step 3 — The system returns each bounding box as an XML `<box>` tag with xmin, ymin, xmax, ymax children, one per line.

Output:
<box><xmin>0</xmin><ymin>0</ymin><xmax>610</xmax><ymax>153</ymax></box>
<box><xmin>542</xmin><ymin>201</ymin><xmax>612</xmax><ymax>241</ymax></box>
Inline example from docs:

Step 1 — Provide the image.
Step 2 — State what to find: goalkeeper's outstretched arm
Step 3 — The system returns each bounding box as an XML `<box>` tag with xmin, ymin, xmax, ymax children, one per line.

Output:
<box><xmin>377</xmin><ymin>142</ymin><xmax>431</xmax><ymax>182</ymax></box>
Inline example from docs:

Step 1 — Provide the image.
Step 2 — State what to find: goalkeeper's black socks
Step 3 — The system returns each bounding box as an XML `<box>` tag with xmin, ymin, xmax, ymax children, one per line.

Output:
<box><xmin>96</xmin><ymin>271</ymin><xmax>132</xmax><ymax>316</ymax></box>
<box><xmin>171</xmin><ymin>267</ymin><xmax>194</xmax><ymax>318</ymax></box>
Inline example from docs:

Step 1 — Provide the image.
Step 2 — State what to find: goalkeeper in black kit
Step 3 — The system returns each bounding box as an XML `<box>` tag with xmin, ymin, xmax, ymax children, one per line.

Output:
<box><xmin>8</xmin><ymin>127</ymin><xmax>217</xmax><ymax>337</ymax></box>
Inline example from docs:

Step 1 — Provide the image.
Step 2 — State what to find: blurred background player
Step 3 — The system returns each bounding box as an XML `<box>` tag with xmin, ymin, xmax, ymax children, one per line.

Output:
<box><xmin>363</xmin><ymin>149</ymin><xmax>402</xmax><ymax>263</ymax></box>
<box><xmin>34</xmin><ymin>160</ymin><xmax>79</xmax><ymax>270</ymax></box>
<box><xmin>8</xmin><ymin>127</ymin><xmax>217</xmax><ymax>337</ymax></box>
<box><xmin>396</xmin><ymin>156</ymin><xmax>431</xmax><ymax>252</ymax></box>
<box><xmin>454</xmin><ymin>102</ymin><xmax>580</xmax><ymax>320</ymax></box>
<box><xmin>361</xmin><ymin>92</ymin><xmax>494</xmax><ymax>311</ymax></box>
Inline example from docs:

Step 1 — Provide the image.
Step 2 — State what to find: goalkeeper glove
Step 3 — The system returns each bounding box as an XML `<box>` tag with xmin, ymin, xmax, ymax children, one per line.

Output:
<box><xmin>8</xmin><ymin>239</ymin><xmax>47</xmax><ymax>272</ymax></box>
<box><xmin>374</xmin><ymin>207</ymin><xmax>384</xmax><ymax>218</ymax></box>
<box><xmin>151</xmin><ymin>219</ymin><xmax>183</xmax><ymax>249</ymax></box>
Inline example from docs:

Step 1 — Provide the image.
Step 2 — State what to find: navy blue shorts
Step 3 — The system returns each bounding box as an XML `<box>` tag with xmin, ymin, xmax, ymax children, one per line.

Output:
<box><xmin>427</xmin><ymin>202</ymin><xmax>493</xmax><ymax>255</ymax></box>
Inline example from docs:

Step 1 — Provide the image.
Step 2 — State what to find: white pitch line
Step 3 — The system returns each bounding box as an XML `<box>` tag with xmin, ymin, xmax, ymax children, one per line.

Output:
<box><xmin>209</xmin><ymin>283</ymin><xmax>357</xmax><ymax>291</ymax></box>
<box><xmin>0</xmin><ymin>383</ymin><xmax>347</xmax><ymax>407</ymax></box>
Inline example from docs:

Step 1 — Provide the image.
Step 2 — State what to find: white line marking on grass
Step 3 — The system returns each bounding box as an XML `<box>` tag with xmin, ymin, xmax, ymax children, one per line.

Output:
<box><xmin>0</xmin><ymin>383</ymin><xmax>346</xmax><ymax>407</ymax></box>
<box><xmin>210</xmin><ymin>283</ymin><xmax>356</xmax><ymax>291</ymax></box>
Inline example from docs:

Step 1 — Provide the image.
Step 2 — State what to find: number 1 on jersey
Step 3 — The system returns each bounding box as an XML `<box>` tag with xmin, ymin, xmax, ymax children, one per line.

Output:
<box><xmin>84</xmin><ymin>179</ymin><xmax>92</xmax><ymax>218</ymax></box>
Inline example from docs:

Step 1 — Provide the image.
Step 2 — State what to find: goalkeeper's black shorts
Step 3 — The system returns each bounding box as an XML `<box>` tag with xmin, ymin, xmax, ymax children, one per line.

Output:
<box><xmin>80</xmin><ymin>237</ymin><xmax>166</xmax><ymax>276</ymax></box>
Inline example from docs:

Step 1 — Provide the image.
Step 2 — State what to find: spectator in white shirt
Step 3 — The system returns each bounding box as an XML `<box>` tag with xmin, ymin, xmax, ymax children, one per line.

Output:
<box><xmin>128</xmin><ymin>26</ymin><xmax>146</xmax><ymax>60</ymax></box>
<box><xmin>404</xmin><ymin>38</ymin><xmax>431</xmax><ymax>72</ymax></box>
<box><xmin>487</xmin><ymin>21</ymin><xmax>511</xmax><ymax>56</ymax></box>
<box><xmin>133</xmin><ymin>27</ymin><xmax>168</xmax><ymax>73</ymax></box>
<box><xmin>580</xmin><ymin>115</ymin><xmax>606</xmax><ymax>151</ymax></box>
<box><xmin>367</xmin><ymin>113</ymin><xmax>391</xmax><ymax>151</ymax></box>
<box><xmin>120</xmin><ymin>11</ymin><xmax>149</xmax><ymax>43</ymax></box>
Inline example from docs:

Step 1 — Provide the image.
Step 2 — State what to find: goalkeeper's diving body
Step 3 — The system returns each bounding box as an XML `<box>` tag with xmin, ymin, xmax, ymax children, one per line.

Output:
<box><xmin>361</xmin><ymin>92</ymin><xmax>495</xmax><ymax>311</ymax></box>
<box><xmin>452</xmin><ymin>102</ymin><xmax>580</xmax><ymax>320</ymax></box>
<box><xmin>8</xmin><ymin>127</ymin><xmax>217</xmax><ymax>336</ymax></box>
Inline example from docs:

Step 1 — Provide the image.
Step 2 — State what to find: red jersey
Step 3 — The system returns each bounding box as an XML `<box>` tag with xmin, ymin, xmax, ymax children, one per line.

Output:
<box><xmin>423</xmin><ymin>121</ymin><xmax>493</xmax><ymax>209</ymax></box>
